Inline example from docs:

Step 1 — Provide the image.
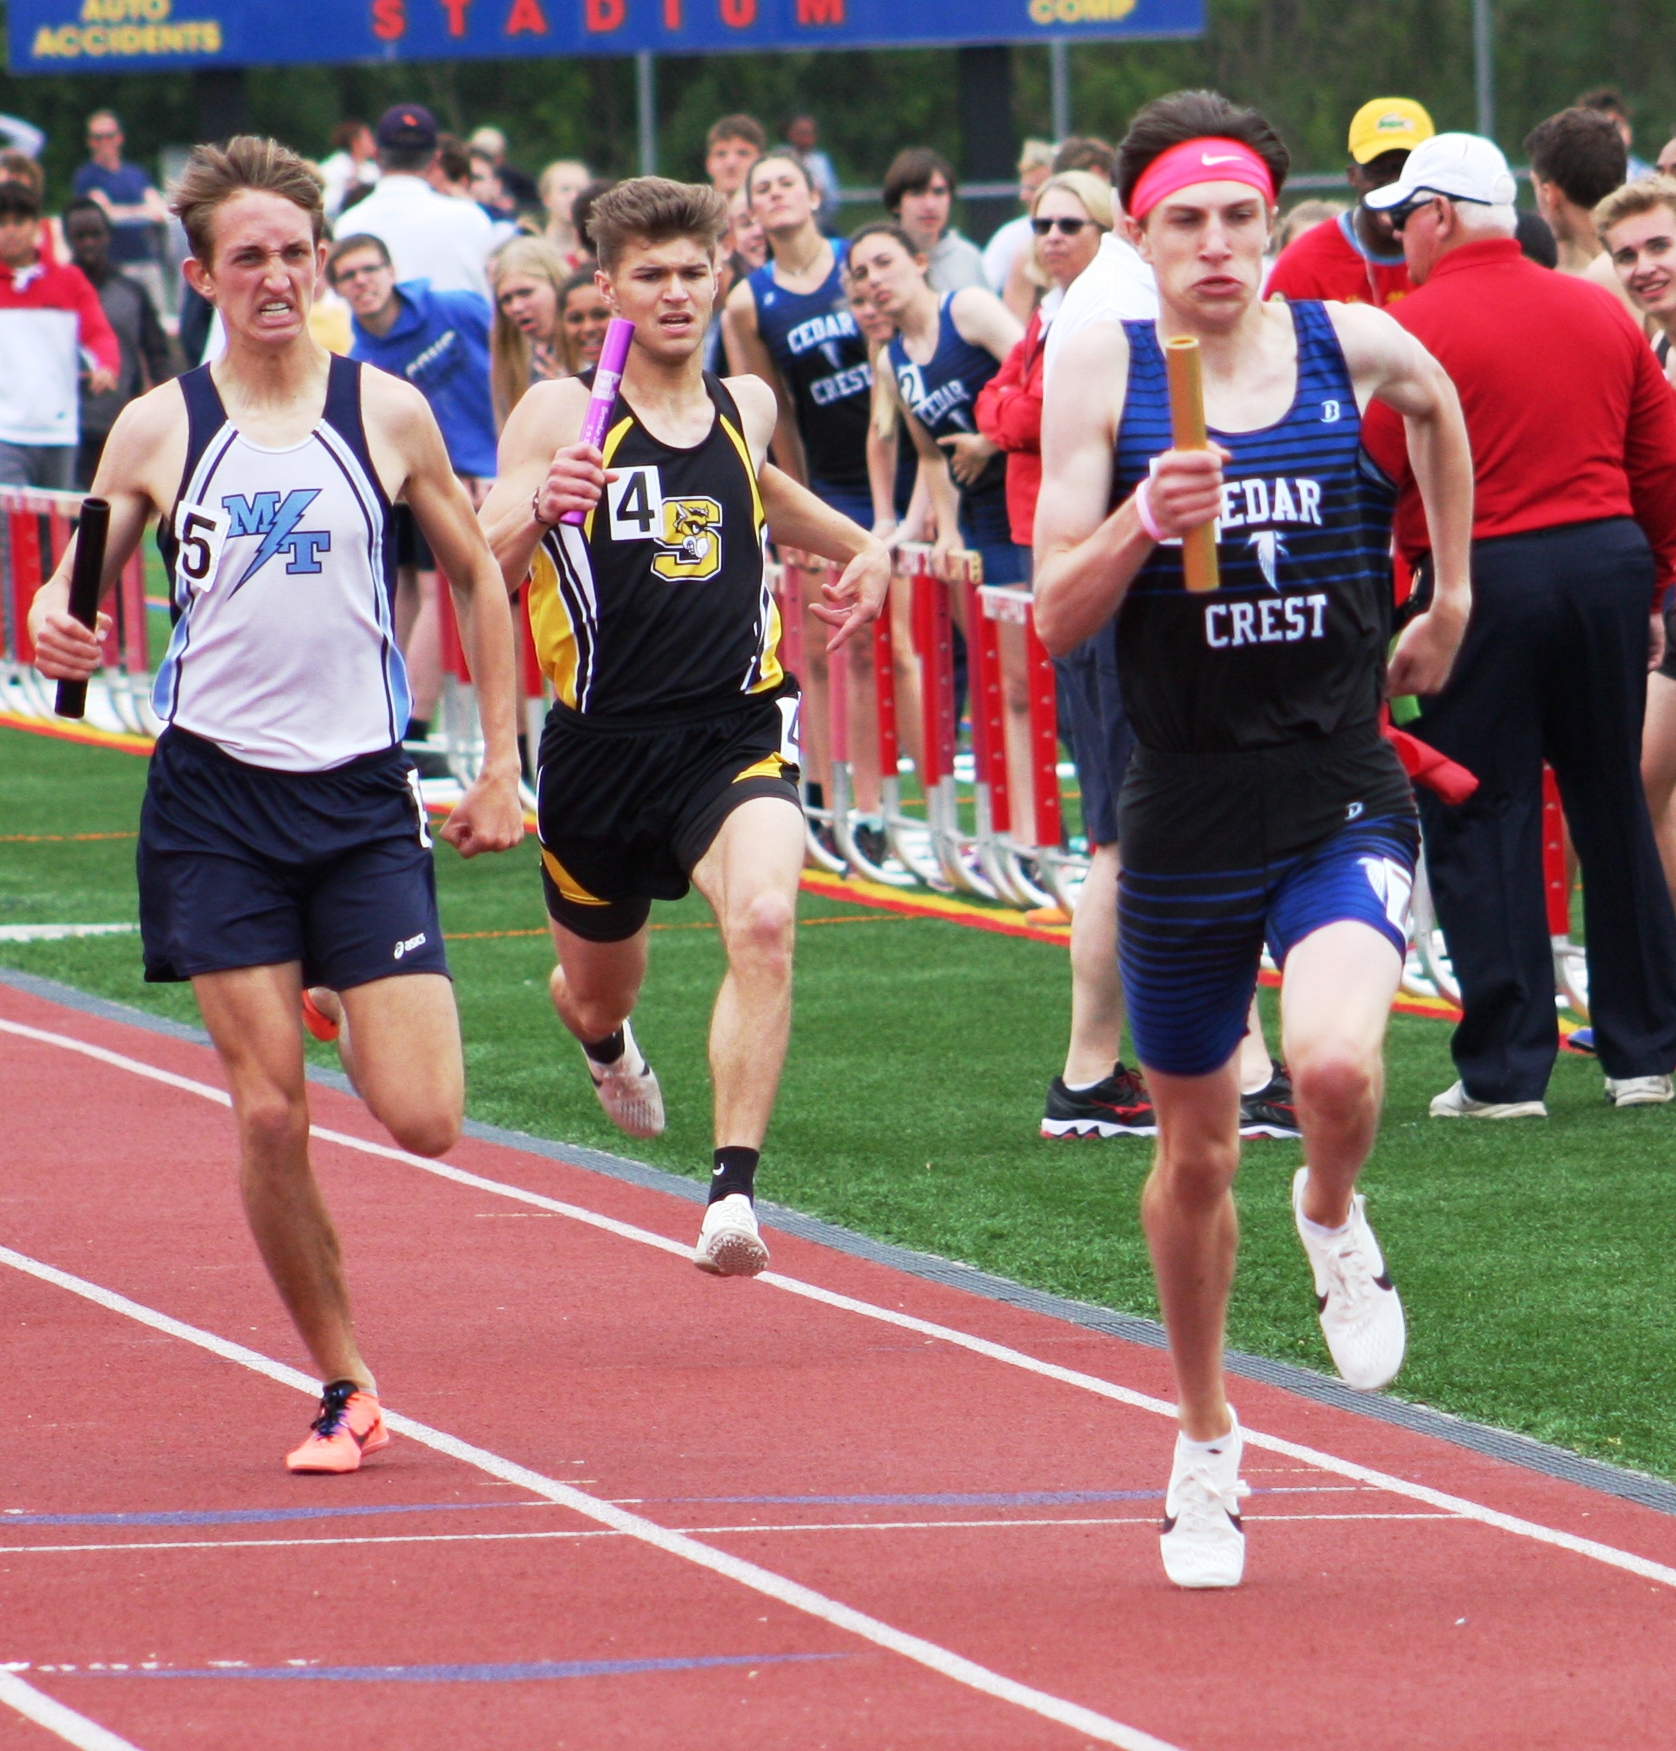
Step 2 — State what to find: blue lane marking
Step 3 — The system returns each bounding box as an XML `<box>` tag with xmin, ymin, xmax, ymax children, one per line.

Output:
<box><xmin>0</xmin><ymin>1502</ymin><xmax>538</xmax><ymax>1530</ymax></box>
<box><xmin>654</xmin><ymin>1490</ymin><xmax>1165</xmax><ymax>1506</ymax></box>
<box><xmin>70</xmin><ymin>1654</ymin><xmax>848</xmax><ymax>1683</ymax></box>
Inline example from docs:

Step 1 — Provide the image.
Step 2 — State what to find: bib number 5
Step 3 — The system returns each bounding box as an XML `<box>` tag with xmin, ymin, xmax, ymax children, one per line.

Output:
<box><xmin>173</xmin><ymin>501</ymin><xmax>230</xmax><ymax>597</ymax></box>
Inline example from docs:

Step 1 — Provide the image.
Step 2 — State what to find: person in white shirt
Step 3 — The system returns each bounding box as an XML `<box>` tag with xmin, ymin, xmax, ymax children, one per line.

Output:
<box><xmin>1042</xmin><ymin>225</ymin><xmax>1160</xmax><ymax>380</ymax></box>
<box><xmin>317</xmin><ymin>119</ymin><xmax>379</xmax><ymax>219</ymax></box>
<box><xmin>337</xmin><ymin>105</ymin><xmax>494</xmax><ymax>299</ymax></box>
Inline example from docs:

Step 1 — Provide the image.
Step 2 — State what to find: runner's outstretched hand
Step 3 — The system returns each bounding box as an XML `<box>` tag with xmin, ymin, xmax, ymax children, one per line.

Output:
<box><xmin>439</xmin><ymin>763</ymin><xmax>526</xmax><ymax>859</ymax></box>
<box><xmin>810</xmin><ymin>540</ymin><xmax>892</xmax><ymax>652</ymax></box>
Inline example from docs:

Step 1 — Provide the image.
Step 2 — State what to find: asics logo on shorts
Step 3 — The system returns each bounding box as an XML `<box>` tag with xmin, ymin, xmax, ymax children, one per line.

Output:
<box><xmin>393</xmin><ymin>931</ymin><xmax>428</xmax><ymax>960</ymax></box>
<box><xmin>1359</xmin><ymin>855</ymin><xmax>1414</xmax><ymax>931</ymax></box>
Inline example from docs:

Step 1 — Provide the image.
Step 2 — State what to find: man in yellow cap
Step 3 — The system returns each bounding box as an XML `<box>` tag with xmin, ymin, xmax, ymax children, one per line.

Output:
<box><xmin>1268</xmin><ymin>97</ymin><xmax>1434</xmax><ymax>307</ymax></box>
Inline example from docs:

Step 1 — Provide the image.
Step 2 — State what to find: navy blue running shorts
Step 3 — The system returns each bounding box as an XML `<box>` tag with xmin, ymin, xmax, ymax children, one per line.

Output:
<box><xmin>138</xmin><ymin>726</ymin><xmax>449</xmax><ymax>989</ymax></box>
<box><xmin>1053</xmin><ymin>622</ymin><xmax>1134</xmax><ymax>848</ymax></box>
<box><xmin>1120</xmin><ymin>814</ymin><xmax>1419</xmax><ymax>1079</ymax></box>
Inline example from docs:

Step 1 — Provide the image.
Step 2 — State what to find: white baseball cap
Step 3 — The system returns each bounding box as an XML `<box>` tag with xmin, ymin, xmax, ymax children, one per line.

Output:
<box><xmin>1365</xmin><ymin>132</ymin><xmax>1518</xmax><ymax>211</ymax></box>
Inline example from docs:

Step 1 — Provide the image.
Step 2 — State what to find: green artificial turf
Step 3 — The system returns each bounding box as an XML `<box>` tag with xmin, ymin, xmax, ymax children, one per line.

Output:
<box><xmin>3</xmin><ymin>724</ymin><xmax>1673</xmax><ymax>1481</ymax></box>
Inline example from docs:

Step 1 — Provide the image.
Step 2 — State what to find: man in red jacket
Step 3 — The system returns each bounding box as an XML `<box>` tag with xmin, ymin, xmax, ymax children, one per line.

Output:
<box><xmin>0</xmin><ymin>179</ymin><xmax>117</xmax><ymax>488</ymax></box>
<box><xmin>1363</xmin><ymin>132</ymin><xmax>1676</xmax><ymax>1117</ymax></box>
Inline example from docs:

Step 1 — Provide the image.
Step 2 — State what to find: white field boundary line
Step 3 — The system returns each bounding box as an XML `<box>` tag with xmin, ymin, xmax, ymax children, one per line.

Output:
<box><xmin>0</xmin><ymin>1671</ymin><xmax>142</xmax><ymax>1751</ymax></box>
<box><xmin>0</xmin><ymin>1245</ymin><xmax>1182</xmax><ymax>1751</ymax></box>
<box><xmin>6</xmin><ymin>1015</ymin><xmax>1676</xmax><ymax>1595</ymax></box>
<box><xmin>0</xmin><ymin>1511</ymin><xmax>1464</xmax><ymax>1557</ymax></box>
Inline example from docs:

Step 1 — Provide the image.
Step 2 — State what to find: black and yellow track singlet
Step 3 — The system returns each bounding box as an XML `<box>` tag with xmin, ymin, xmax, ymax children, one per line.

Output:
<box><xmin>527</xmin><ymin>372</ymin><xmax>783</xmax><ymax>722</ymax></box>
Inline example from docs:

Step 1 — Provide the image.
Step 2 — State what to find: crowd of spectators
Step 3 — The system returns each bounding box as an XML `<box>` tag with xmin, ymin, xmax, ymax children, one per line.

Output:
<box><xmin>8</xmin><ymin>82</ymin><xmax>1676</xmax><ymax>1111</ymax></box>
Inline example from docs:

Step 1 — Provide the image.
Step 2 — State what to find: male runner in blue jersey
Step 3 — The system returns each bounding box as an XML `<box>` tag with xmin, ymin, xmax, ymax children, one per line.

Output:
<box><xmin>31</xmin><ymin>137</ymin><xmax>525</xmax><ymax>1474</ymax></box>
<box><xmin>1034</xmin><ymin>91</ymin><xmax>1473</xmax><ymax>1588</ymax></box>
<box><xmin>482</xmin><ymin>178</ymin><xmax>890</xmax><ymax>1277</ymax></box>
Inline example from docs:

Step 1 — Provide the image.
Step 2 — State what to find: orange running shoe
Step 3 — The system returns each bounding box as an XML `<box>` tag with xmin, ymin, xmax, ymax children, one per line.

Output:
<box><xmin>300</xmin><ymin>988</ymin><xmax>341</xmax><ymax>1043</ymax></box>
<box><xmin>285</xmin><ymin>1381</ymin><xmax>389</xmax><ymax>1474</ymax></box>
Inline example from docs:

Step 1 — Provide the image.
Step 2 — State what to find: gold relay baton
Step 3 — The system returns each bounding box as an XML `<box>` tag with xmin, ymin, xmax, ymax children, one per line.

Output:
<box><xmin>1163</xmin><ymin>335</ymin><xmax>1220</xmax><ymax>595</ymax></box>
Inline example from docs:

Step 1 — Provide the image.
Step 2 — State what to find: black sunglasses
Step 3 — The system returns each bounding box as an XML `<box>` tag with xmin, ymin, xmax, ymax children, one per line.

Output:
<box><xmin>1388</xmin><ymin>191</ymin><xmax>1488</xmax><ymax>234</ymax></box>
<box><xmin>1030</xmin><ymin>216</ymin><xmax>1098</xmax><ymax>236</ymax></box>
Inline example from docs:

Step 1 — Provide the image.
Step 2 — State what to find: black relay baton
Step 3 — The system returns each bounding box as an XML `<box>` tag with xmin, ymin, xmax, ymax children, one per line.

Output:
<box><xmin>53</xmin><ymin>496</ymin><xmax>111</xmax><ymax>721</ymax></box>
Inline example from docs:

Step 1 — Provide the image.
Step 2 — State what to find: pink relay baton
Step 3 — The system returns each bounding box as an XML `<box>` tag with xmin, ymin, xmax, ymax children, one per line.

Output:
<box><xmin>561</xmin><ymin>316</ymin><xmax>636</xmax><ymax>526</ymax></box>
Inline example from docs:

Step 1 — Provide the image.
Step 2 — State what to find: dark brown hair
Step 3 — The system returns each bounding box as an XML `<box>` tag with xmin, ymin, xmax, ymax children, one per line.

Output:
<box><xmin>747</xmin><ymin>152</ymin><xmax>815</xmax><ymax>200</ymax></box>
<box><xmin>845</xmin><ymin>219</ymin><xmax>923</xmax><ymax>264</ymax></box>
<box><xmin>1117</xmin><ymin>91</ymin><xmax>1289</xmax><ymax>216</ymax></box>
<box><xmin>1052</xmin><ymin>136</ymin><xmax>1116</xmax><ymax>180</ymax></box>
<box><xmin>882</xmin><ymin>147</ymin><xmax>955</xmax><ymax>213</ymax></box>
<box><xmin>1525</xmin><ymin>108</ymin><xmax>1628</xmax><ymax>210</ymax></box>
<box><xmin>171</xmin><ymin>135</ymin><xmax>325</xmax><ymax>263</ymax></box>
<box><xmin>706</xmin><ymin>113</ymin><xmax>766</xmax><ymax>152</ymax></box>
<box><xmin>589</xmin><ymin>176</ymin><xmax>728</xmax><ymax>273</ymax></box>
<box><xmin>326</xmin><ymin>231</ymin><xmax>391</xmax><ymax>281</ymax></box>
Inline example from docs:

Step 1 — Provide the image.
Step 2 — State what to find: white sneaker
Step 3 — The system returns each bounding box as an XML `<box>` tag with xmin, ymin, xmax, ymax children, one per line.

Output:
<box><xmin>1605</xmin><ymin>1074</ymin><xmax>1674</xmax><ymax>1108</ymax></box>
<box><xmin>1429</xmin><ymin>1080</ymin><xmax>1547</xmax><ymax>1119</ymax></box>
<box><xmin>582</xmin><ymin>1019</ymin><xmax>665</xmax><ymax>1139</ymax></box>
<box><xmin>1292</xmin><ymin>1169</ymin><xmax>1406</xmax><ymax>1391</ymax></box>
<box><xmin>695</xmin><ymin>1193</ymin><xmax>770</xmax><ymax>1277</ymax></box>
<box><xmin>1159</xmin><ymin>1413</ymin><xmax>1250</xmax><ymax>1590</ymax></box>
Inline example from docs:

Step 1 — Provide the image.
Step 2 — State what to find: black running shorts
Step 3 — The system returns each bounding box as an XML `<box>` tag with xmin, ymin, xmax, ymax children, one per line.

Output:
<box><xmin>536</xmin><ymin>684</ymin><xmax>803</xmax><ymax>943</ymax></box>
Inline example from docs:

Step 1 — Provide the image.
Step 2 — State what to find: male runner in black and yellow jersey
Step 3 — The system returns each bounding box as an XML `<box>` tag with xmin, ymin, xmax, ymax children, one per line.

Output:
<box><xmin>482</xmin><ymin>178</ymin><xmax>890</xmax><ymax>1275</ymax></box>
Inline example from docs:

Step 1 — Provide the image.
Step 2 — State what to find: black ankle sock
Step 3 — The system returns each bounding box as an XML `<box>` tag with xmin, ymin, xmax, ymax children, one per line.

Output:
<box><xmin>583</xmin><ymin>1028</ymin><xmax>626</xmax><ymax>1065</ymax></box>
<box><xmin>405</xmin><ymin>715</ymin><xmax>430</xmax><ymax>742</ymax></box>
<box><xmin>709</xmin><ymin>1146</ymin><xmax>759</xmax><ymax>1204</ymax></box>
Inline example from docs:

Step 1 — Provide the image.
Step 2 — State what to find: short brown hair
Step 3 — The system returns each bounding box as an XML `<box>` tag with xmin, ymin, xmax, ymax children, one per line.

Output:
<box><xmin>883</xmin><ymin>147</ymin><xmax>955</xmax><ymax>213</ymax></box>
<box><xmin>1595</xmin><ymin>173</ymin><xmax>1676</xmax><ymax>243</ymax></box>
<box><xmin>171</xmin><ymin>135</ymin><xmax>325</xmax><ymax>264</ymax></box>
<box><xmin>589</xmin><ymin>176</ymin><xmax>728</xmax><ymax>273</ymax></box>
<box><xmin>1052</xmin><ymin>136</ymin><xmax>1117</xmax><ymax>180</ymax></box>
<box><xmin>1525</xmin><ymin>108</ymin><xmax>1626</xmax><ymax>209</ymax></box>
<box><xmin>326</xmin><ymin>231</ymin><xmax>391</xmax><ymax>281</ymax></box>
<box><xmin>707</xmin><ymin>114</ymin><xmax>766</xmax><ymax>153</ymax></box>
<box><xmin>1118</xmin><ymin>90</ymin><xmax>1289</xmax><ymax>216</ymax></box>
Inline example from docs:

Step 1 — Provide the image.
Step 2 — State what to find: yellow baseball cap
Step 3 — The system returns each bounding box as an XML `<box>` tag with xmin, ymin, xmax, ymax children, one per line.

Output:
<box><xmin>1348</xmin><ymin>98</ymin><xmax>1435</xmax><ymax>164</ymax></box>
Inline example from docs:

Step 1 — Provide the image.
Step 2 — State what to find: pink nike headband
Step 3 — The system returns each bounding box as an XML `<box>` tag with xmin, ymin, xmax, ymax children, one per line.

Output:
<box><xmin>1128</xmin><ymin>137</ymin><xmax>1276</xmax><ymax>221</ymax></box>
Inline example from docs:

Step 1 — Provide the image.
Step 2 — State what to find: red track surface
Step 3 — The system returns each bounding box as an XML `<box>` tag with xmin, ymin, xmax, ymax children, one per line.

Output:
<box><xmin>2</xmin><ymin>978</ymin><xmax>1672</xmax><ymax>1751</ymax></box>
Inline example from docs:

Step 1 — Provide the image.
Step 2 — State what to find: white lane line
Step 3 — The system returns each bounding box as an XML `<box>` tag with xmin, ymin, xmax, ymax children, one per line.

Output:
<box><xmin>6</xmin><ymin>1014</ymin><xmax>1675</xmax><ymax>1594</ymax></box>
<box><xmin>0</xmin><ymin>1244</ymin><xmax>1181</xmax><ymax>1751</ymax></box>
<box><xmin>0</xmin><ymin>1670</ymin><xmax>143</xmax><ymax>1750</ymax></box>
<box><xmin>0</xmin><ymin>1512</ymin><xmax>1463</xmax><ymax>1556</ymax></box>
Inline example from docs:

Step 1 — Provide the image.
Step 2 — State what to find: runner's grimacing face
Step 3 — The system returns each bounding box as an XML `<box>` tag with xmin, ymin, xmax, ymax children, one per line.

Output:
<box><xmin>1133</xmin><ymin>183</ymin><xmax>1271</xmax><ymax>326</ymax></box>
<box><xmin>749</xmin><ymin>160</ymin><xmax>815</xmax><ymax>233</ymax></box>
<box><xmin>601</xmin><ymin>235</ymin><xmax>717</xmax><ymax>359</ymax></box>
<box><xmin>1608</xmin><ymin>209</ymin><xmax>1676</xmax><ymax>322</ymax></box>
<box><xmin>197</xmin><ymin>191</ymin><xmax>323</xmax><ymax>345</ymax></box>
<box><xmin>846</xmin><ymin>234</ymin><xmax>924</xmax><ymax>318</ymax></box>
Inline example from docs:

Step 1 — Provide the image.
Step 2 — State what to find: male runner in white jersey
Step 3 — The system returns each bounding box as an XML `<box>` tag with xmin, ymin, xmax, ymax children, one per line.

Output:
<box><xmin>482</xmin><ymin>178</ymin><xmax>890</xmax><ymax>1276</ymax></box>
<box><xmin>30</xmin><ymin>137</ymin><xmax>525</xmax><ymax>1473</ymax></box>
<box><xmin>1034</xmin><ymin>91</ymin><xmax>1473</xmax><ymax>1587</ymax></box>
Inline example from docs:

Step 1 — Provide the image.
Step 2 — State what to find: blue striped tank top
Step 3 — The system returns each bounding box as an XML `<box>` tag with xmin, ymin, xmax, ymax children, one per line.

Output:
<box><xmin>1112</xmin><ymin>301</ymin><xmax>1399</xmax><ymax>755</ymax></box>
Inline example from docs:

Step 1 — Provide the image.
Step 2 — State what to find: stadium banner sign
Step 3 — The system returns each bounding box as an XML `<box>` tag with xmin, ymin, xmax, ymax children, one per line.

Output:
<box><xmin>10</xmin><ymin>0</ymin><xmax>1203</xmax><ymax>73</ymax></box>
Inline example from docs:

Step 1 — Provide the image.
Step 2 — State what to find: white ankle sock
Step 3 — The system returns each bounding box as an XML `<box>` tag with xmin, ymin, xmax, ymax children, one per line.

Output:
<box><xmin>1177</xmin><ymin>1422</ymin><xmax>1236</xmax><ymax>1459</ymax></box>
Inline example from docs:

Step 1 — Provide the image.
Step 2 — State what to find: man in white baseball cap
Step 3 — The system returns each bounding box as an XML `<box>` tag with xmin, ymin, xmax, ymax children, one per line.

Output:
<box><xmin>1363</xmin><ymin>130</ymin><xmax>1519</xmax><ymax>230</ymax></box>
<box><xmin>1361</xmin><ymin>131</ymin><xmax>1676</xmax><ymax>1123</ymax></box>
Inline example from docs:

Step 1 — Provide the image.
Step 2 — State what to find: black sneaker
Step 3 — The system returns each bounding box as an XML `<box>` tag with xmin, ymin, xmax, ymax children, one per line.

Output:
<box><xmin>853</xmin><ymin>821</ymin><xmax>889</xmax><ymax>867</ymax></box>
<box><xmin>1042</xmin><ymin>1065</ymin><xmax>1156</xmax><ymax>1138</ymax></box>
<box><xmin>1239</xmin><ymin>1060</ymin><xmax>1300</xmax><ymax>1139</ymax></box>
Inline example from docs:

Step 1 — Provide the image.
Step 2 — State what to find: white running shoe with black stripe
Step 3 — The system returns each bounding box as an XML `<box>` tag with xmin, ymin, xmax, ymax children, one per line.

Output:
<box><xmin>695</xmin><ymin>1192</ymin><xmax>770</xmax><ymax>1277</ymax></box>
<box><xmin>1292</xmin><ymin>1168</ymin><xmax>1406</xmax><ymax>1391</ymax></box>
<box><xmin>583</xmin><ymin>1018</ymin><xmax>665</xmax><ymax>1139</ymax></box>
<box><xmin>1159</xmin><ymin>1413</ymin><xmax>1250</xmax><ymax>1589</ymax></box>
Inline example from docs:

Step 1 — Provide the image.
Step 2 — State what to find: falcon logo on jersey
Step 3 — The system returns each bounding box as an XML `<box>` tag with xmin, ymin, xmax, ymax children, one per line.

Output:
<box><xmin>220</xmin><ymin>488</ymin><xmax>332</xmax><ymax>590</ymax></box>
<box><xmin>1248</xmin><ymin>530</ymin><xmax>1288</xmax><ymax>589</ymax></box>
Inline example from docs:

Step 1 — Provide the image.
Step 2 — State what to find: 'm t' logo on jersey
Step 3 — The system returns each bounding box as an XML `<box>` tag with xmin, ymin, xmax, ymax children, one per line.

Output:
<box><xmin>221</xmin><ymin>489</ymin><xmax>332</xmax><ymax>590</ymax></box>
